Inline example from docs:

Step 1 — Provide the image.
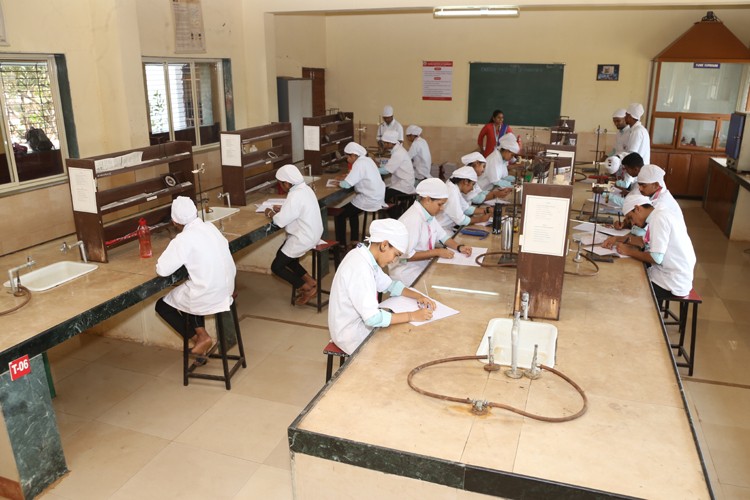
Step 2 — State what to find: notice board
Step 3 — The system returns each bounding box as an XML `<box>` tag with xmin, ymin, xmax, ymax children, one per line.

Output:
<box><xmin>468</xmin><ymin>63</ymin><xmax>564</xmax><ymax>127</ymax></box>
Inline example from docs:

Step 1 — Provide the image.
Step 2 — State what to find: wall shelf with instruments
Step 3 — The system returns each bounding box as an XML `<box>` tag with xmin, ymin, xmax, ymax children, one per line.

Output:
<box><xmin>303</xmin><ymin>112</ymin><xmax>354</xmax><ymax>175</ymax></box>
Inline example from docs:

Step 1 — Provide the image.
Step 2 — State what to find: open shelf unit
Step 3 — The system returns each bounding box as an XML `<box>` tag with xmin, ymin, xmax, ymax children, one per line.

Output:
<box><xmin>303</xmin><ymin>112</ymin><xmax>354</xmax><ymax>175</ymax></box>
<box><xmin>220</xmin><ymin>123</ymin><xmax>292</xmax><ymax>206</ymax></box>
<box><xmin>67</xmin><ymin>141</ymin><xmax>195</xmax><ymax>263</ymax></box>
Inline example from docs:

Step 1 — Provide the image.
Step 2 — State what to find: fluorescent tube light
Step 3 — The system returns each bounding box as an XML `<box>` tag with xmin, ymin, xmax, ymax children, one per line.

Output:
<box><xmin>433</xmin><ymin>5</ymin><xmax>519</xmax><ymax>18</ymax></box>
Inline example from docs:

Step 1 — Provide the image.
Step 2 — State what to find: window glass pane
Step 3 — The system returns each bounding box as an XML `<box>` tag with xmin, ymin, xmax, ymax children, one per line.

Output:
<box><xmin>144</xmin><ymin>63</ymin><xmax>169</xmax><ymax>144</ymax></box>
<box><xmin>718</xmin><ymin>120</ymin><xmax>729</xmax><ymax>149</ymax></box>
<box><xmin>680</xmin><ymin>119</ymin><xmax>715</xmax><ymax>148</ymax></box>
<box><xmin>0</xmin><ymin>147</ymin><xmax>13</xmax><ymax>186</ymax></box>
<box><xmin>656</xmin><ymin>62</ymin><xmax>744</xmax><ymax>114</ymax></box>
<box><xmin>652</xmin><ymin>118</ymin><xmax>676</xmax><ymax>145</ymax></box>
<box><xmin>168</xmin><ymin>63</ymin><xmax>196</xmax><ymax>146</ymax></box>
<box><xmin>195</xmin><ymin>62</ymin><xmax>220</xmax><ymax>145</ymax></box>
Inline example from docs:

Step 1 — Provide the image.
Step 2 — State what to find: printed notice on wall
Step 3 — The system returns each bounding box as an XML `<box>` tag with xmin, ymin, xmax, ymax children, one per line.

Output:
<box><xmin>69</xmin><ymin>167</ymin><xmax>98</xmax><ymax>214</ymax></box>
<box><xmin>172</xmin><ymin>0</ymin><xmax>206</xmax><ymax>53</ymax></box>
<box><xmin>422</xmin><ymin>61</ymin><xmax>453</xmax><ymax>101</ymax></box>
<box><xmin>220</xmin><ymin>134</ymin><xmax>242</xmax><ymax>167</ymax></box>
<box><xmin>520</xmin><ymin>195</ymin><xmax>570</xmax><ymax>256</ymax></box>
<box><xmin>303</xmin><ymin>126</ymin><xmax>320</xmax><ymax>151</ymax></box>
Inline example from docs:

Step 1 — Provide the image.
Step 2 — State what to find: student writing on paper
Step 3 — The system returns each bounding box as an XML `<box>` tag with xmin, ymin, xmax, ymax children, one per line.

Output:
<box><xmin>265</xmin><ymin>165</ymin><xmax>323</xmax><ymax>306</ymax></box>
<box><xmin>460</xmin><ymin>152</ymin><xmax>512</xmax><ymax>205</ymax></box>
<box><xmin>436</xmin><ymin>166</ymin><xmax>491</xmax><ymax>233</ymax></box>
<box><xmin>389</xmin><ymin>179</ymin><xmax>472</xmax><ymax>287</ymax></box>
<box><xmin>479</xmin><ymin>133</ymin><xmax>519</xmax><ymax>192</ymax></box>
<box><xmin>329</xmin><ymin>219</ymin><xmax>435</xmax><ymax>355</ymax></box>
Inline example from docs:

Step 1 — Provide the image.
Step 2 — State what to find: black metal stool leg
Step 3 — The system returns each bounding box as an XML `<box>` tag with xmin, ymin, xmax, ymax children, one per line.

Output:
<box><xmin>182</xmin><ymin>321</ymin><xmax>189</xmax><ymax>386</ymax></box>
<box><xmin>216</xmin><ymin>317</ymin><xmax>231</xmax><ymax>390</ymax></box>
<box><xmin>688</xmin><ymin>303</ymin><xmax>698</xmax><ymax>376</ymax></box>
<box><xmin>326</xmin><ymin>354</ymin><xmax>334</xmax><ymax>382</ymax></box>
<box><xmin>231</xmin><ymin>301</ymin><xmax>247</xmax><ymax>369</ymax></box>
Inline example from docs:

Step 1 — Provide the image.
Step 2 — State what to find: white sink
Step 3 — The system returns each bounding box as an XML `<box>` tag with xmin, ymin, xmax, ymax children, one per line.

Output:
<box><xmin>3</xmin><ymin>261</ymin><xmax>98</xmax><ymax>292</ymax></box>
<box><xmin>475</xmin><ymin>318</ymin><xmax>558</xmax><ymax>369</ymax></box>
<box><xmin>199</xmin><ymin>206</ymin><xmax>240</xmax><ymax>223</ymax></box>
<box><xmin>303</xmin><ymin>175</ymin><xmax>320</xmax><ymax>185</ymax></box>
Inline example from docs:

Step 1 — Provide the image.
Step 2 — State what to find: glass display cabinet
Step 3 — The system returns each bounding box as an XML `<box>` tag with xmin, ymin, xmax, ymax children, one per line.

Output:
<box><xmin>648</xmin><ymin>12</ymin><xmax>750</xmax><ymax>197</ymax></box>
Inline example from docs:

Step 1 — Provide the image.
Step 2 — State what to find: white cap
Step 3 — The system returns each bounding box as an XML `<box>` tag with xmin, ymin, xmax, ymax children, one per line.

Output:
<box><xmin>638</xmin><ymin>164</ymin><xmax>666</xmax><ymax>185</ymax></box>
<box><xmin>382</xmin><ymin>130</ymin><xmax>399</xmax><ymax>144</ymax></box>
<box><xmin>498</xmin><ymin>133</ymin><xmax>520</xmax><ymax>154</ymax></box>
<box><xmin>622</xmin><ymin>194</ymin><xmax>651</xmax><ymax>216</ymax></box>
<box><xmin>626</xmin><ymin>103</ymin><xmax>644</xmax><ymax>120</ymax></box>
<box><xmin>450</xmin><ymin>166</ymin><xmax>478</xmax><ymax>182</ymax></box>
<box><xmin>171</xmin><ymin>196</ymin><xmax>197</xmax><ymax>225</ymax></box>
<box><xmin>344</xmin><ymin>142</ymin><xmax>367</xmax><ymax>157</ymax></box>
<box><xmin>416</xmin><ymin>178</ymin><xmax>449</xmax><ymax>199</ymax></box>
<box><xmin>605</xmin><ymin>155</ymin><xmax>622</xmax><ymax>174</ymax></box>
<box><xmin>383</xmin><ymin>105</ymin><xmax>394</xmax><ymax>117</ymax></box>
<box><xmin>460</xmin><ymin>152</ymin><xmax>486</xmax><ymax>165</ymax></box>
<box><xmin>275</xmin><ymin>164</ymin><xmax>304</xmax><ymax>185</ymax></box>
<box><xmin>368</xmin><ymin>218</ymin><xmax>409</xmax><ymax>254</ymax></box>
<box><xmin>406</xmin><ymin>125</ymin><xmax>422</xmax><ymax>136</ymax></box>
<box><xmin>612</xmin><ymin>108</ymin><xmax>627</xmax><ymax>119</ymax></box>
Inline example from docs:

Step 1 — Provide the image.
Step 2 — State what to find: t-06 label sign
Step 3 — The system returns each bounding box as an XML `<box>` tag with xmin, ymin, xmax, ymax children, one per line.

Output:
<box><xmin>9</xmin><ymin>355</ymin><xmax>31</xmax><ymax>381</ymax></box>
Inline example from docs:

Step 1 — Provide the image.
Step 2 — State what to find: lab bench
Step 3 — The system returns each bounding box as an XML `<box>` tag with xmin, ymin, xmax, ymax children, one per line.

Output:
<box><xmin>704</xmin><ymin>157</ymin><xmax>750</xmax><ymax>240</ymax></box>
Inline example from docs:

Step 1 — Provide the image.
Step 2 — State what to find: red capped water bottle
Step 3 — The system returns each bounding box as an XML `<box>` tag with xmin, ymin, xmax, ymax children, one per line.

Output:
<box><xmin>137</xmin><ymin>218</ymin><xmax>152</xmax><ymax>258</ymax></box>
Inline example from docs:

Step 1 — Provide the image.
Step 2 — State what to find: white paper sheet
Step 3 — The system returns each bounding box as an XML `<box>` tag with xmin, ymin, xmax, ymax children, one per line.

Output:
<box><xmin>520</xmin><ymin>195</ymin><xmax>570</xmax><ymax>256</ymax></box>
<box><xmin>304</xmin><ymin>125</ymin><xmax>320</xmax><ymax>151</ymax></box>
<box><xmin>220</xmin><ymin>134</ymin><xmax>242</xmax><ymax>167</ymax></box>
<box><xmin>482</xmin><ymin>198</ymin><xmax>511</xmax><ymax>206</ymax></box>
<box><xmin>570</xmin><ymin>221</ymin><xmax>630</xmax><ymax>237</ymax></box>
<box><xmin>436</xmin><ymin>246</ymin><xmax>487</xmax><ymax>266</ymax></box>
<box><xmin>571</xmin><ymin>231</ymin><xmax>608</xmax><ymax>245</ymax></box>
<box><xmin>586</xmin><ymin>245</ymin><xmax>630</xmax><ymax>259</ymax></box>
<box><xmin>379</xmin><ymin>291</ymin><xmax>459</xmax><ymax>326</ymax></box>
<box><xmin>254</xmin><ymin>198</ymin><xmax>287</xmax><ymax>213</ymax></box>
<box><xmin>68</xmin><ymin>167</ymin><xmax>98</xmax><ymax>214</ymax></box>
<box><xmin>326</xmin><ymin>179</ymin><xmax>340</xmax><ymax>188</ymax></box>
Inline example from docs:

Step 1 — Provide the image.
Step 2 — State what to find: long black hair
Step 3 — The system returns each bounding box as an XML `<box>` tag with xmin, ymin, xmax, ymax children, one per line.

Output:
<box><xmin>488</xmin><ymin>109</ymin><xmax>503</xmax><ymax>123</ymax></box>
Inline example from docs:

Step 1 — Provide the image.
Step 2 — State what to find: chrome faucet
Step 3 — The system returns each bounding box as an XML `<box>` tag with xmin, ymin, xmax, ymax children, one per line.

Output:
<box><xmin>7</xmin><ymin>256</ymin><xmax>35</xmax><ymax>295</ymax></box>
<box><xmin>61</xmin><ymin>240</ymin><xmax>88</xmax><ymax>263</ymax></box>
<box><xmin>521</xmin><ymin>292</ymin><xmax>530</xmax><ymax>320</ymax></box>
<box><xmin>217</xmin><ymin>192</ymin><xmax>231</xmax><ymax>208</ymax></box>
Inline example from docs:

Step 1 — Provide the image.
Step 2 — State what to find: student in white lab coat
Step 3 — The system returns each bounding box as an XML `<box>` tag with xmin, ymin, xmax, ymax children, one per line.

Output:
<box><xmin>265</xmin><ymin>165</ymin><xmax>324</xmax><ymax>306</ymax></box>
<box><xmin>613</xmin><ymin>195</ymin><xmax>696</xmax><ymax>301</ymax></box>
<box><xmin>334</xmin><ymin>142</ymin><xmax>386</xmax><ymax>248</ymax></box>
<box><xmin>436</xmin><ymin>166</ymin><xmax>491</xmax><ymax>233</ymax></box>
<box><xmin>380</xmin><ymin>130</ymin><xmax>416</xmax><ymax>216</ymax></box>
<box><xmin>609</xmin><ymin>108</ymin><xmax>631</xmax><ymax>157</ymax></box>
<box><xmin>637</xmin><ymin>164</ymin><xmax>682</xmax><ymax>217</ymax></box>
<box><xmin>329</xmin><ymin>219</ymin><xmax>435</xmax><ymax>355</ymax></box>
<box><xmin>608</xmin><ymin>152</ymin><xmax>643</xmax><ymax>208</ymax></box>
<box><xmin>605</xmin><ymin>103</ymin><xmax>650</xmax><ymax>173</ymax></box>
<box><xmin>155</xmin><ymin>196</ymin><xmax>237</xmax><ymax>357</ymax></box>
<box><xmin>460</xmin><ymin>152</ymin><xmax>512</xmax><ymax>205</ymax></box>
<box><xmin>376</xmin><ymin>105</ymin><xmax>404</xmax><ymax>149</ymax></box>
<box><xmin>479</xmin><ymin>133</ymin><xmax>519</xmax><ymax>192</ymax></box>
<box><xmin>389</xmin><ymin>179</ymin><xmax>473</xmax><ymax>287</ymax></box>
<box><xmin>406</xmin><ymin>125</ymin><xmax>432</xmax><ymax>181</ymax></box>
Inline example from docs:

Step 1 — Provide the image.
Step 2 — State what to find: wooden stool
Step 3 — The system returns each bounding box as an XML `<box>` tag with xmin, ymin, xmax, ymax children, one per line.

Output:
<box><xmin>183</xmin><ymin>293</ymin><xmax>247</xmax><ymax>390</ymax></box>
<box><xmin>660</xmin><ymin>288</ymin><xmax>702</xmax><ymax>376</ymax></box>
<box><xmin>290</xmin><ymin>240</ymin><xmax>342</xmax><ymax>312</ymax></box>
<box><xmin>324</xmin><ymin>341</ymin><xmax>349</xmax><ymax>382</ymax></box>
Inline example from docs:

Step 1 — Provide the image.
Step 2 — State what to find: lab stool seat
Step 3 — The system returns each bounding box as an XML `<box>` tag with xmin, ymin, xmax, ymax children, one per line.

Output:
<box><xmin>290</xmin><ymin>240</ymin><xmax>342</xmax><ymax>312</ymax></box>
<box><xmin>660</xmin><ymin>288</ymin><xmax>702</xmax><ymax>376</ymax></box>
<box><xmin>324</xmin><ymin>341</ymin><xmax>349</xmax><ymax>382</ymax></box>
<box><xmin>184</xmin><ymin>292</ymin><xmax>247</xmax><ymax>390</ymax></box>
<box><xmin>360</xmin><ymin>203</ymin><xmax>397</xmax><ymax>241</ymax></box>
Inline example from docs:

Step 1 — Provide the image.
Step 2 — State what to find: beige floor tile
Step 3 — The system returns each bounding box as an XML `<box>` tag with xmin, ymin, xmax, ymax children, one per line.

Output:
<box><xmin>234</xmin><ymin>465</ymin><xmax>293</xmax><ymax>500</ymax></box>
<box><xmin>98</xmin><ymin>377</ymin><xmax>227</xmax><ymax>440</ymax></box>
<box><xmin>723</xmin><ymin>484</ymin><xmax>750</xmax><ymax>500</ymax></box>
<box><xmin>49</xmin><ymin>421</ymin><xmax>168</xmax><ymax>500</ymax></box>
<box><xmin>37</xmin><ymin>492</ymin><xmax>70</xmax><ymax>499</ymax></box>
<box><xmin>111</xmin><ymin>442</ymin><xmax>258</xmax><ymax>500</ymax></box>
<box><xmin>53</xmin><ymin>411</ymin><xmax>91</xmax><ymax>440</ymax></box>
<box><xmin>52</xmin><ymin>363</ymin><xmax>154</xmax><ymax>419</ymax></box>
<box><xmin>95</xmin><ymin>341</ymin><xmax>183</xmax><ymax>376</ymax></box>
<box><xmin>176</xmin><ymin>393</ymin><xmax>301</xmax><ymax>463</ymax></box>
<box><xmin>63</xmin><ymin>333</ymin><xmax>123</xmax><ymax>362</ymax></box>
<box><xmin>236</xmin><ymin>316</ymin><xmax>294</xmax><ymax>354</ymax></box>
<box><xmin>263</xmin><ymin>437</ymin><xmax>292</xmax><ymax>471</ymax></box>
<box><xmin>155</xmin><ymin>344</ymin><xmax>266</xmax><ymax>386</ymax></box>
<box><xmin>723</xmin><ymin>299</ymin><xmax>750</xmax><ymax>325</ymax></box>
<box><xmin>684</xmin><ymin>382</ymin><xmax>750</xmax><ymax>429</ymax></box>
<box><xmin>701</xmin><ymin>423</ymin><xmax>750</xmax><ymax>488</ymax></box>
<box><xmin>48</xmin><ymin>356</ymin><xmax>89</xmax><ymax>384</ymax></box>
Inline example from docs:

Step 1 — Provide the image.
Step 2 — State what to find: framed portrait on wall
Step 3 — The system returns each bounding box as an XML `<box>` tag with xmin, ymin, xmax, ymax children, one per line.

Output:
<box><xmin>597</xmin><ymin>64</ymin><xmax>619</xmax><ymax>81</ymax></box>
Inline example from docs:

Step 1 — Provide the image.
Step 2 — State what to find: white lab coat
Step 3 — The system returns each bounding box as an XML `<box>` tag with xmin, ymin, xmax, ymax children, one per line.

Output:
<box><xmin>478</xmin><ymin>150</ymin><xmax>508</xmax><ymax>191</ymax></box>
<box><xmin>650</xmin><ymin>187</ymin><xmax>683</xmax><ymax>218</ymax></box>
<box><xmin>436</xmin><ymin>180</ymin><xmax>470</xmax><ymax>232</ymax></box>
<box><xmin>625</xmin><ymin>121</ymin><xmax>650</xmax><ymax>164</ymax></box>
<box><xmin>156</xmin><ymin>218</ymin><xmax>236</xmax><ymax>316</ymax></box>
<box><xmin>272</xmin><ymin>182</ymin><xmax>323</xmax><ymax>258</ymax></box>
<box><xmin>389</xmin><ymin>201</ymin><xmax>448</xmax><ymax>287</ymax></box>
<box><xmin>329</xmin><ymin>245</ymin><xmax>397</xmax><ymax>355</ymax></box>
<box><xmin>384</xmin><ymin>143</ymin><xmax>416</xmax><ymax>194</ymax></box>
<box><xmin>612</xmin><ymin>125</ymin><xmax>631</xmax><ymax>156</ymax></box>
<box><xmin>464</xmin><ymin>183</ymin><xmax>484</xmax><ymax>204</ymax></box>
<box><xmin>344</xmin><ymin>155</ymin><xmax>386</xmax><ymax>211</ymax></box>
<box><xmin>646</xmin><ymin>204</ymin><xmax>696</xmax><ymax>297</ymax></box>
<box><xmin>408</xmin><ymin>137</ymin><xmax>432</xmax><ymax>180</ymax></box>
<box><xmin>376</xmin><ymin>119</ymin><xmax>404</xmax><ymax>142</ymax></box>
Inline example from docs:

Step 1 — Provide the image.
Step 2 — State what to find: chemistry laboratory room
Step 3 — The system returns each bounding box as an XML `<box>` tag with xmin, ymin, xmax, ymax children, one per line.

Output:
<box><xmin>3</xmin><ymin>0</ymin><xmax>750</xmax><ymax>499</ymax></box>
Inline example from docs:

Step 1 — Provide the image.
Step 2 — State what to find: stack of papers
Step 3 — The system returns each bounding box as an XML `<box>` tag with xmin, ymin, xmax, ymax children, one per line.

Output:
<box><xmin>437</xmin><ymin>246</ymin><xmax>488</xmax><ymax>266</ymax></box>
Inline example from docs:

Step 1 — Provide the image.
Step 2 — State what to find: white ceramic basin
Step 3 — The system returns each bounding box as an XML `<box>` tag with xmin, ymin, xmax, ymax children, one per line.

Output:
<box><xmin>3</xmin><ymin>261</ymin><xmax>98</xmax><ymax>292</ymax></box>
<box><xmin>475</xmin><ymin>317</ymin><xmax>558</xmax><ymax>369</ymax></box>
<box><xmin>199</xmin><ymin>206</ymin><xmax>240</xmax><ymax>223</ymax></box>
<box><xmin>303</xmin><ymin>175</ymin><xmax>320</xmax><ymax>185</ymax></box>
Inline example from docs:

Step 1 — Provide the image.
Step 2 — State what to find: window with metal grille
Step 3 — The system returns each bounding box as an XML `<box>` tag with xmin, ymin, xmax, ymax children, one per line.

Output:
<box><xmin>143</xmin><ymin>59</ymin><xmax>225</xmax><ymax>147</ymax></box>
<box><xmin>0</xmin><ymin>56</ymin><xmax>68</xmax><ymax>191</ymax></box>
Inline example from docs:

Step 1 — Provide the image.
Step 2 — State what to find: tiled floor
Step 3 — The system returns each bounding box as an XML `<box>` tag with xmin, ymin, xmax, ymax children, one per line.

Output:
<box><xmin>39</xmin><ymin>201</ymin><xmax>750</xmax><ymax>499</ymax></box>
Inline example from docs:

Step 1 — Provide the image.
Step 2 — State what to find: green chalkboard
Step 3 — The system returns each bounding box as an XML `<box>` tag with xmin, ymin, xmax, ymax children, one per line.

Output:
<box><xmin>468</xmin><ymin>63</ymin><xmax>564</xmax><ymax>127</ymax></box>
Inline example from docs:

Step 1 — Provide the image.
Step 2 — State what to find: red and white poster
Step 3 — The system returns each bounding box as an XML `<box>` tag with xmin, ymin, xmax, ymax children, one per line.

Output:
<box><xmin>422</xmin><ymin>61</ymin><xmax>453</xmax><ymax>101</ymax></box>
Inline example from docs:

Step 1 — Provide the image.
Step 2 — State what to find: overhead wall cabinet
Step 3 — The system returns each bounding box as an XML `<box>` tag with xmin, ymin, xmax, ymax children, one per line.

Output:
<box><xmin>67</xmin><ymin>141</ymin><xmax>195</xmax><ymax>263</ymax></box>
<box><xmin>648</xmin><ymin>11</ymin><xmax>750</xmax><ymax>198</ymax></box>
<box><xmin>219</xmin><ymin>123</ymin><xmax>292</xmax><ymax>206</ymax></box>
<box><xmin>303</xmin><ymin>112</ymin><xmax>354</xmax><ymax>175</ymax></box>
